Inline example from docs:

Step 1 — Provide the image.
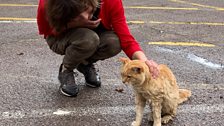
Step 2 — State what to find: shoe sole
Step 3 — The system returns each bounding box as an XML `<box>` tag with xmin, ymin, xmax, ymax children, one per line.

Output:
<box><xmin>85</xmin><ymin>82</ymin><xmax>101</xmax><ymax>88</ymax></box>
<box><xmin>59</xmin><ymin>88</ymin><xmax>78</xmax><ymax>97</ymax></box>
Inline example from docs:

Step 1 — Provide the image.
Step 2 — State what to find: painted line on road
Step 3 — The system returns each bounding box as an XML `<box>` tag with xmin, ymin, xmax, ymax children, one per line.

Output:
<box><xmin>0</xmin><ymin>17</ymin><xmax>36</xmax><ymax>23</ymax></box>
<box><xmin>0</xmin><ymin>104</ymin><xmax>224</xmax><ymax>119</ymax></box>
<box><xmin>178</xmin><ymin>82</ymin><xmax>224</xmax><ymax>90</ymax></box>
<box><xmin>0</xmin><ymin>4</ymin><xmax>198</xmax><ymax>10</ymax></box>
<box><xmin>0</xmin><ymin>20</ymin><xmax>36</xmax><ymax>23</ymax></box>
<box><xmin>125</xmin><ymin>6</ymin><xmax>199</xmax><ymax>10</ymax></box>
<box><xmin>148</xmin><ymin>21</ymin><xmax>224</xmax><ymax>26</ymax></box>
<box><xmin>1</xmin><ymin>3</ymin><xmax>223</xmax><ymax>11</ymax></box>
<box><xmin>0</xmin><ymin>4</ymin><xmax>37</xmax><ymax>7</ymax></box>
<box><xmin>156</xmin><ymin>47</ymin><xmax>224</xmax><ymax>69</ymax></box>
<box><xmin>1</xmin><ymin>18</ymin><xmax>224</xmax><ymax>26</ymax></box>
<box><xmin>187</xmin><ymin>53</ymin><xmax>224</xmax><ymax>69</ymax></box>
<box><xmin>148</xmin><ymin>42</ymin><xmax>215</xmax><ymax>47</ymax></box>
<box><xmin>0</xmin><ymin>17</ymin><xmax>36</xmax><ymax>21</ymax></box>
<box><xmin>127</xmin><ymin>21</ymin><xmax>145</xmax><ymax>24</ymax></box>
<box><xmin>128</xmin><ymin>21</ymin><xmax>224</xmax><ymax>26</ymax></box>
<box><xmin>169</xmin><ymin>0</ymin><xmax>224</xmax><ymax>11</ymax></box>
<box><xmin>0</xmin><ymin>3</ymin><xmax>222</xmax><ymax>11</ymax></box>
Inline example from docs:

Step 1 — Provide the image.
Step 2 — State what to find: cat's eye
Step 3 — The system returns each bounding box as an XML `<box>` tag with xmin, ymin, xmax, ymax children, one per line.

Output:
<box><xmin>127</xmin><ymin>75</ymin><xmax>131</xmax><ymax>78</ymax></box>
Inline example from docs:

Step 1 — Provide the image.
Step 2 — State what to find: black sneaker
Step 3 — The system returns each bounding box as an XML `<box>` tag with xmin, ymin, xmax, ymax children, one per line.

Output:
<box><xmin>58</xmin><ymin>64</ymin><xmax>79</xmax><ymax>97</ymax></box>
<box><xmin>77</xmin><ymin>63</ymin><xmax>101</xmax><ymax>88</ymax></box>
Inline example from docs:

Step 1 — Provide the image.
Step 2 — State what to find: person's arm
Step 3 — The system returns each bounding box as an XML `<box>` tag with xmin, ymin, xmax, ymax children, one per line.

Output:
<box><xmin>109</xmin><ymin>0</ymin><xmax>141</xmax><ymax>59</ymax></box>
<box><xmin>132</xmin><ymin>51</ymin><xmax>148</xmax><ymax>61</ymax></box>
<box><xmin>109</xmin><ymin>0</ymin><xmax>159</xmax><ymax>78</ymax></box>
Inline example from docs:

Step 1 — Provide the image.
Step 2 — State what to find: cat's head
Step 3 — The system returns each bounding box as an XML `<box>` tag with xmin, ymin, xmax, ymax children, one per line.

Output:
<box><xmin>119</xmin><ymin>57</ymin><xmax>150</xmax><ymax>86</ymax></box>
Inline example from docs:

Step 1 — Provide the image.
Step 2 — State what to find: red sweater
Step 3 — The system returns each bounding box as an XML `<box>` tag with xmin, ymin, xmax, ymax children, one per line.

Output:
<box><xmin>37</xmin><ymin>0</ymin><xmax>142</xmax><ymax>58</ymax></box>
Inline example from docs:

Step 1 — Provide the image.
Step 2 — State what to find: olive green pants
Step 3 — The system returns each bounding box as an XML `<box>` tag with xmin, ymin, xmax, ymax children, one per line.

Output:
<box><xmin>46</xmin><ymin>28</ymin><xmax>121</xmax><ymax>70</ymax></box>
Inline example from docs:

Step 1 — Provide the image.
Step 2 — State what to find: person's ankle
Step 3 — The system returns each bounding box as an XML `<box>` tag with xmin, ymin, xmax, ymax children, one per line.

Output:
<box><xmin>61</xmin><ymin>64</ymin><xmax>68</xmax><ymax>72</ymax></box>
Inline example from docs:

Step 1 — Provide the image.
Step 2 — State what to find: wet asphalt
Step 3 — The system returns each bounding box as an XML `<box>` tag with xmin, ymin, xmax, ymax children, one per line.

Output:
<box><xmin>0</xmin><ymin>0</ymin><xmax>223</xmax><ymax>126</ymax></box>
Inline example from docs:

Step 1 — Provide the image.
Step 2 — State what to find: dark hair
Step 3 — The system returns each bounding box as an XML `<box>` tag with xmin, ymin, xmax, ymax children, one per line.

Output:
<box><xmin>46</xmin><ymin>0</ymin><xmax>98</xmax><ymax>32</ymax></box>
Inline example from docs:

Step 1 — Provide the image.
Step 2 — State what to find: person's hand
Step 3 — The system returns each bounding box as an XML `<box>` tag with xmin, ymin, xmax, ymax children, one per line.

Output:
<box><xmin>68</xmin><ymin>10</ymin><xmax>101</xmax><ymax>29</ymax></box>
<box><xmin>69</xmin><ymin>18</ymin><xmax>101</xmax><ymax>29</ymax></box>
<box><xmin>145</xmin><ymin>60</ymin><xmax>159</xmax><ymax>79</ymax></box>
<box><xmin>84</xmin><ymin>18</ymin><xmax>101</xmax><ymax>29</ymax></box>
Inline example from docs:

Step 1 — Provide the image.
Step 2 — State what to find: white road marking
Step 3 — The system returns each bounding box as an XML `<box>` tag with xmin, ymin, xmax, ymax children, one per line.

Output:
<box><xmin>1</xmin><ymin>20</ymin><xmax>224</xmax><ymax>26</ymax></box>
<box><xmin>187</xmin><ymin>53</ymin><xmax>224</xmax><ymax>69</ymax></box>
<box><xmin>1</xmin><ymin>104</ymin><xmax>224</xmax><ymax>119</ymax></box>
<box><xmin>53</xmin><ymin>110</ymin><xmax>71</xmax><ymax>115</ymax></box>
<box><xmin>0</xmin><ymin>20</ymin><xmax>36</xmax><ymax>23</ymax></box>
<box><xmin>156</xmin><ymin>47</ymin><xmax>224</xmax><ymax>69</ymax></box>
<box><xmin>148</xmin><ymin>41</ymin><xmax>215</xmax><ymax>47</ymax></box>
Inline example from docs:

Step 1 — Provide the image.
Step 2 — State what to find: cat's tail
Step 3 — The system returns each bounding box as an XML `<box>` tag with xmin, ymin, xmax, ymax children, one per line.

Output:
<box><xmin>178</xmin><ymin>89</ymin><xmax>191</xmax><ymax>104</ymax></box>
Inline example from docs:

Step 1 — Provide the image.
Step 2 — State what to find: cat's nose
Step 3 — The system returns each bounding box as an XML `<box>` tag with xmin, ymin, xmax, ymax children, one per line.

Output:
<box><xmin>122</xmin><ymin>79</ymin><xmax>127</xmax><ymax>84</ymax></box>
<box><xmin>122</xmin><ymin>81</ymin><xmax>127</xmax><ymax>84</ymax></box>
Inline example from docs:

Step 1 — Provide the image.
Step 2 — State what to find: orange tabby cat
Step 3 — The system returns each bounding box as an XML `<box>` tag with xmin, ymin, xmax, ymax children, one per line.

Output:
<box><xmin>120</xmin><ymin>58</ymin><xmax>191</xmax><ymax>126</ymax></box>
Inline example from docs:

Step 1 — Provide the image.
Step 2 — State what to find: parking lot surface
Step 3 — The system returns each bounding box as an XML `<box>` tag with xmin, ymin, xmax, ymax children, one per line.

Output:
<box><xmin>0</xmin><ymin>0</ymin><xmax>223</xmax><ymax>126</ymax></box>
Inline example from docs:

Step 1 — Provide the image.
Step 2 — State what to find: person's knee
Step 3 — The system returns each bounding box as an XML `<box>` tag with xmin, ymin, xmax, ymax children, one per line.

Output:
<box><xmin>46</xmin><ymin>36</ymin><xmax>66</xmax><ymax>55</ymax></box>
<box><xmin>104</xmin><ymin>37</ymin><xmax>121</xmax><ymax>56</ymax></box>
<box><xmin>71</xmin><ymin>28</ymin><xmax>100</xmax><ymax>51</ymax></box>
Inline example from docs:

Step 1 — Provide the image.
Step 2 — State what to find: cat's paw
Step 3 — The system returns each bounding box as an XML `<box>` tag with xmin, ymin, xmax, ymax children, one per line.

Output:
<box><xmin>153</xmin><ymin>123</ymin><xmax>161</xmax><ymax>126</ymax></box>
<box><xmin>131</xmin><ymin>121</ymin><xmax>140</xmax><ymax>126</ymax></box>
<box><xmin>161</xmin><ymin>115</ymin><xmax>173</xmax><ymax>124</ymax></box>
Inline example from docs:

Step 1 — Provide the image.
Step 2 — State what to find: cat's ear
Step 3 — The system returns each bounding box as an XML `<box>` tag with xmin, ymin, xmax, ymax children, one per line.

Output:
<box><xmin>119</xmin><ymin>57</ymin><xmax>130</xmax><ymax>64</ymax></box>
<box><xmin>131</xmin><ymin>67</ymin><xmax>143</xmax><ymax>74</ymax></box>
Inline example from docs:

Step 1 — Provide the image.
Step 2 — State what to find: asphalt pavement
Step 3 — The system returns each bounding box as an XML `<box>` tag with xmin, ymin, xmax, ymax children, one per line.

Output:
<box><xmin>0</xmin><ymin>0</ymin><xmax>224</xmax><ymax>126</ymax></box>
